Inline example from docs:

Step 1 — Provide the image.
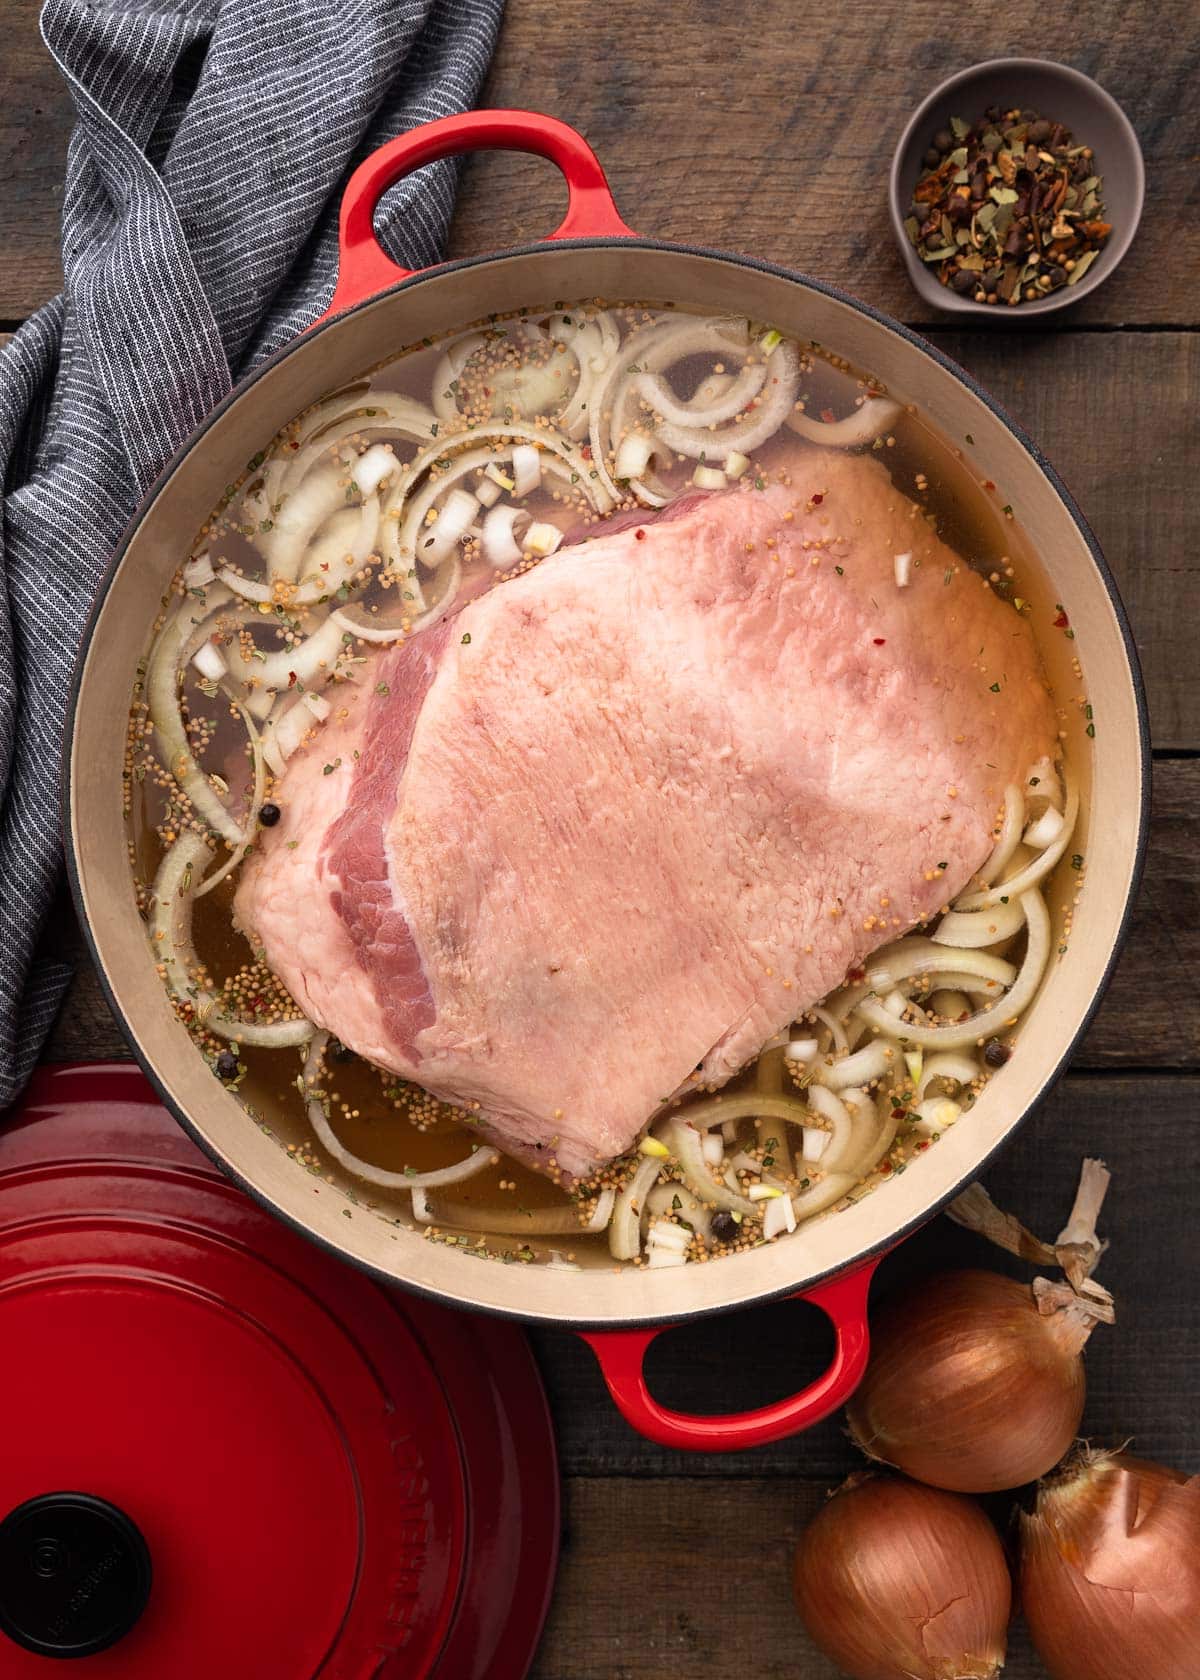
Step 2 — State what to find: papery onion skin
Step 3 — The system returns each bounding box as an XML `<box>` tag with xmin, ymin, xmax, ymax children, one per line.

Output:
<box><xmin>1020</xmin><ymin>1449</ymin><xmax>1200</xmax><ymax>1680</ymax></box>
<box><xmin>793</xmin><ymin>1473</ymin><xmax>1010</xmax><ymax>1680</ymax></box>
<box><xmin>846</xmin><ymin>1270</ymin><xmax>1088</xmax><ymax>1492</ymax></box>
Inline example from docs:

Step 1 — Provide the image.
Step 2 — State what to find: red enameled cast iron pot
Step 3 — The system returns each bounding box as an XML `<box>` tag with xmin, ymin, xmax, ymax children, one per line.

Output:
<box><xmin>65</xmin><ymin>112</ymin><xmax>1149</xmax><ymax>1451</ymax></box>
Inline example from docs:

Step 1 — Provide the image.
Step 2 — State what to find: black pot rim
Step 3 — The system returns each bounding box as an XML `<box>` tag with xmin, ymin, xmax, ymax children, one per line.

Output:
<box><xmin>62</xmin><ymin>235</ymin><xmax>1152</xmax><ymax>1333</ymax></box>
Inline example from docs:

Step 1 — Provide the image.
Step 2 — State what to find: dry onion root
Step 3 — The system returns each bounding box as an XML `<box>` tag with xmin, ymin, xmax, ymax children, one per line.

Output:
<box><xmin>1020</xmin><ymin>1448</ymin><xmax>1200</xmax><ymax>1680</ymax></box>
<box><xmin>793</xmin><ymin>1473</ymin><xmax>1011</xmax><ymax>1680</ymax></box>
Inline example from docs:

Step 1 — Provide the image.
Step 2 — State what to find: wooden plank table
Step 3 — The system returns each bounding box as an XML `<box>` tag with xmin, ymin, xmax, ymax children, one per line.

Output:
<box><xmin>4</xmin><ymin>3</ymin><xmax>1198</xmax><ymax>1675</ymax></box>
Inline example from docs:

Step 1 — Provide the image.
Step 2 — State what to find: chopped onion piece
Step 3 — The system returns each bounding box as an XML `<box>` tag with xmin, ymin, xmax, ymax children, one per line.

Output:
<box><xmin>484</xmin><ymin>463</ymin><xmax>516</xmax><ymax>491</ymax></box>
<box><xmin>183</xmin><ymin>553</ymin><xmax>215</xmax><ymax>589</ymax></box>
<box><xmin>647</xmin><ymin>1247</ymin><xmax>688</xmax><ymax>1268</ymax></box>
<box><xmin>763</xmin><ymin>1191</ymin><xmax>797</xmax><ymax>1238</ymax></box>
<box><xmin>701</xmin><ymin>1132</ymin><xmax>724</xmax><ymax>1166</ymax></box>
<box><xmin>803</xmin><ymin>1126</ymin><xmax>830</xmax><ymax>1161</ymax></box>
<box><xmin>647</xmin><ymin>1219</ymin><xmax>690</xmax><ymax>1252</ymax></box>
<box><xmin>615</xmin><ymin>432</ymin><xmax>655</xmax><ymax>481</ymax></box>
<box><xmin>482</xmin><ymin>504</ymin><xmax>531</xmax><ymax>569</ymax></box>
<box><xmin>692</xmin><ymin>465</ymin><xmax>727</xmax><ymax>490</ymax></box>
<box><xmin>511</xmin><ymin>443</ymin><xmax>541</xmax><ymax>497</ymax></box>
<box><xmin>353</xmin><ymin>444</ymin><xmax>399</xmax><ymax>497</ymax></box>
<box><xmin>420</xmin><ymin>488</ymin><xmax>478</xmax><ymax>564</ymax></box>
<box><xmin>894</xmin><ymin>550</ymin><xmax>912</xmax><ymax>587</ymax></box>
<box><xmin>272</xmin><ymin>698</ymin><xmax>315</xmax><ymax>760</ymax></box>
<box><xmin>725</xmin><ymin>450</ymin><xmax>750</xmax><ymax>478</ymax></box>
<box><xmin>785</xmin><ymin>1037</ymin><xmax>820</xmax><ymax>1062</ymax></box>
<box><xmin>261</xmin><ymin>733</ymin><xmax>286</xmax><ymax>778</ymax></box>
<box><xmin>302</xmin><ymin>691</ymin><xmax>331</xmax><ymax>721</ymax></box>
<box><xmin>191</xmin><ymin>640</ymin><xmax>227</xmax><ymax>682</ymax></box>
<box><xmin>475</xmin><ymin>474</ymin><xmax>502</xmax><ymax>507</ymax></box>
<box><xmin>748</xmin><ymin>1183</ymin><xmax>782</xmax><ymax>1202</ymax></box>
<box><xmin>524</xmin><ymin>521</ymin><xmax>563</xmax><ymax>557</ymax></box>
<box><xmin>913</xmin><ymin>1097</ymin><xmax>963</xmax><ymax>1134</ymax></box>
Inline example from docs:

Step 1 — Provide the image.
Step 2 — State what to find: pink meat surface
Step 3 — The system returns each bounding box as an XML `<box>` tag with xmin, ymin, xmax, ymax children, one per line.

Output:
<box><xmin>235</xmin><ymin>446</ymin><xmax>1056</xmax><ymax>1179</ymax></box>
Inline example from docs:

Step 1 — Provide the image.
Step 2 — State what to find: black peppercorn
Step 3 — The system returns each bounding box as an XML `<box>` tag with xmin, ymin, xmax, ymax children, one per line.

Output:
<box><xmin>984</xmin><ymin>1040</ymin><xmax>1012</xmax><ymax>1069</ymax></box>
<box><xmin>258</xmin><ymin>801</ymin><xmax>281</xmax><ymax>826</ymax></box>
<box><xmin>216</xmin><ymin>1049</ymin><xmax>240</xmax><ymax>1081</ymax></box>
<box><xmin>710</xmin><ymin>1211</ymin><xmax>740</xmax><ymax>1244</ymax></box>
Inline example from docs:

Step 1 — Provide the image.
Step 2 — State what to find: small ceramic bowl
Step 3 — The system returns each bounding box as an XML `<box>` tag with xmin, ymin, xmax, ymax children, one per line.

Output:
<box><xmin>889</xmin><ymin>57</ymin><xmax>1145</xmax><ymax>320</ymax></box>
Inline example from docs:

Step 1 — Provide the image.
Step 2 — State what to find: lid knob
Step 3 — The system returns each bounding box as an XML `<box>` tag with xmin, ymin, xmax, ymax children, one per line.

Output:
<box><xmin>0</xmin><ymin>1493</ymin><xmax>152</xmax><ymax>1658</ymax></box>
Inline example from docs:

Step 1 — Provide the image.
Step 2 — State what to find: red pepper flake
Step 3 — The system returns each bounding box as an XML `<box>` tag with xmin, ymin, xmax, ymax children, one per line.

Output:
<box><xmin>891</xmin><ymin>1107</ymin><xmax>908</xmax><ymax>1119</ymax></box>
<box><xmin>982</xmin><ymin>479</ymin><xmax>996</xmax><ymax>491</ymax></box>
<box><xmin>635</xmin><ymin>529</ymin><xmax>645</xmax><ymax>541</ymax></box>
<box><xmin>287</xmin><ymin>671</ymin><xmax>297</xmax><ymax>687</ymax></box>
<box><xmin>879</xmin><ymin>1159</ymin><xmax>894</xmax><ymax>1175</ymax></box>
<box><xmin>810</xmin><ymin>492</ymin><xmax>824</xmax><ymax>505</ymax></box>
<box><xmin>820</xmin><ymin>408</ymin><xmax>837</xmax><ymax>424</ymax></box>
<box><xmin>847</xmin><ymin>966</ymin><xmax>866</xmax><ymax>982</ymax></box>
<box><xmin>1053</xmin><ymin>610</ymin><xmax>1070</xmax><ymax>629</ymax></box>
<box><xmin>873</xmin><ymin>637</ymin><xmax>886</xmax><ymax>646</ymax></box>
<box><xmin>580</xmin><ymin>443</ymin><xmax>592</xmax><ymax>460</ymax></box>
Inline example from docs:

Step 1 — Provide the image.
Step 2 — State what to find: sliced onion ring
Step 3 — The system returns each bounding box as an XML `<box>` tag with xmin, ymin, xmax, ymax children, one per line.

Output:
<box><xmin>152</xmin><ymin>831</ymin><xmax>313</xmax><ymax>1047</ymax></box>
<box><xmin>857</xmin><ymin>890</ymin><xmax>1050</xmax><ymax>1050</ymax></box>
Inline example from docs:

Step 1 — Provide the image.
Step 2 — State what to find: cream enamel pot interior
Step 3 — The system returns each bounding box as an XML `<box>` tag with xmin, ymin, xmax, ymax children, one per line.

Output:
<box><xmin>65</xmin><ymin>111</ymin><xmax>1149</xmax><ymax>1452</ymax></box>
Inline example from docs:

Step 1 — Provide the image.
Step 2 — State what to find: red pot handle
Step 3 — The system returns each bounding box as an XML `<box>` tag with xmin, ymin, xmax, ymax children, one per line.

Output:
<box><xmin>578</xmin><ymin>1256</ymin><xmax>880</xmax><ymax>1452</ymax></box>
<box><xmin>321</xmin><ymin>108</ymin><xmax>637</xmax><ymax>322</ymax></box>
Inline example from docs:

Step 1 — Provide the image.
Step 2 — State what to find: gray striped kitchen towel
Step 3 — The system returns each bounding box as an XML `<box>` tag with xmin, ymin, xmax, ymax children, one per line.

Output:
<box><xmin>0</xmin><ymin>0</ymin><xmax>505</xmax><ymax>1107</ymax></box>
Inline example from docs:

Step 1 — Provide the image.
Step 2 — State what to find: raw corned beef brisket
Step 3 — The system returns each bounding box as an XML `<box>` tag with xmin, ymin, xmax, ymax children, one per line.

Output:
<box><xmin>234</xmin><ymin>445</ymin><xmax>1056</xmax><ymax>1178</ymax></box>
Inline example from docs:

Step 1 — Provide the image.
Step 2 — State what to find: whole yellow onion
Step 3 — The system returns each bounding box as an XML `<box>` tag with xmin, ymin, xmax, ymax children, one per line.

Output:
<box><xmin>846</xmin><ymin>1269</ymin><xmax>1103</xmax><ymax>1492</ymax></box>
<box><xmin>793</xmin><ymin>1472</ymin><xmax>1011</xmax><ymax>1680</ymax></box>
<box><xmin>1021</xmin><ymin>1448</ymin><xmax>1200</xmax><ymax>1680</ymax></box>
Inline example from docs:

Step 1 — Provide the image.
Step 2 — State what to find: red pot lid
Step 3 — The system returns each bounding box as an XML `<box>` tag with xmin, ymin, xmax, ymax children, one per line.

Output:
<box><xmin>0</xmin><ymin>1064</ymin><xmax>559</xmax><ymax>1678</ymax></box>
